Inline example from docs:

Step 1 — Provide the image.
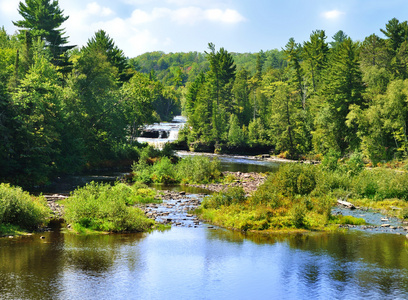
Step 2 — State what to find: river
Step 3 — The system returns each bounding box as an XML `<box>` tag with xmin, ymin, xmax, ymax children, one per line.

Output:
<box><xmin>2</xmin><ymin>122</ymin><xmax>408</xmax><ymax>299</ymax></box>
<box><xmin>1</xmin><ymin>227</ymin><xmax>408</xmax><ymax>299</ymax></box>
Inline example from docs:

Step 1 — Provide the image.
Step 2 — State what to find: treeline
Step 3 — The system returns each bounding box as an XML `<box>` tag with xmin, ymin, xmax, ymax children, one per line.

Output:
<box><xmin>131</xmin><ymin>49</ymin><xmax>285</xmax><ymax>86</ymax></box>
<box><xmin>3</xmin><ymin>0</ymin><xmax>408</xmax><ymax>187</ymax></box>
<box><xmin>180</xmin><ymin>21</ymin><xmax>408</xmax><ymax>163</ymax></box>
<box><xmin>0</xmin><ymin>0</ymin><xmax>181</xmax><ymax>187</ymax></box>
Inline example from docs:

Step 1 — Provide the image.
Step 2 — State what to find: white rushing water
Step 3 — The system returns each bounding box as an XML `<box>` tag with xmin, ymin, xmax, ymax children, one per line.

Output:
<box><xmin>136</xmin><ymin>115</ymin><xmax>186</xmax><ymax>149</ymax></box>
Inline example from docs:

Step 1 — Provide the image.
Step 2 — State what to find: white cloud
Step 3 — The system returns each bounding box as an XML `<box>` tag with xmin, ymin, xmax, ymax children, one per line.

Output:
<box><xmin>322</xmin><ymin>10</ymin><xmax>345</xmax><ymax>20</ymax></box>
<box><xmin>129</xmin><ymin>7</ymin><xmax>170</xmax><ymax>25</ymax></box>
<box><xmin>205</xmin><ymin>8</ymin><xmax>246</xmax><ymax>24</ymax></box>
<box><xmin>86</xmin><ymin>2</ymin><xmax>114</xmax><ymax>17</ymax></box>
<box><xmin>128</xmin><ymin>6</ymin><xmax>246</xmax><ymax>25</ymax></box>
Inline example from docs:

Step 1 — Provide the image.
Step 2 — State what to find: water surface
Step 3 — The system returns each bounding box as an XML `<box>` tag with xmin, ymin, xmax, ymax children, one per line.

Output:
<box><xmin>1</xmin><ymin>228</ymin><xmax>408</xmax><ymax>300</ymax></box>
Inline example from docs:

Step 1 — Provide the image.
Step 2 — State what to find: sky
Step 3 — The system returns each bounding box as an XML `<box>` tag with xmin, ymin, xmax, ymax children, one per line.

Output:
<box><xmin>1</xmin><ymin>0</ymin><xmax>408</xmax><ymax>58</ymax></box>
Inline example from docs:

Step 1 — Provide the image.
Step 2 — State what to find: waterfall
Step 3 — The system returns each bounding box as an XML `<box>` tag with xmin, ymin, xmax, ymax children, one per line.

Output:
<box><xmin>137</xmin><ymin>116</ymin><xmax>186</xmax><ymax>149</ymax></box>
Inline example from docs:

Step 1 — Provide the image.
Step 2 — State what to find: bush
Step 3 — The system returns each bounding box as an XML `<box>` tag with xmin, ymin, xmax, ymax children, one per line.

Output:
<box><xmin>343</xmin><ymin>152</ymin><xmax>365</xmax><ymax>176</ymax></box>
<box><xmin>64</xmin><ymin>182</ymin><xmax>155</xmax><ymax>233</ymax></box>
<box><xmin>321</xmin><ymin>150</ymin><xmax>341</xmax><ymax>172</ymax></box>
<box><xmin>272</xmin><ymin>163</ymin><xmax>317</xmax><ymax>196</ymax></box>
<box><xmin>0</xmin><ymin>183</ymin><xmax>50</xmax><ymax>232</ymax></box>
<box><xmin>176</xmin><ymin>156</ymin><xmax>222</xmax><ymax>184</ymax></box>
<box><xmin>352</xmin><ymin>168</ymin><xmax>408</xmax><ymax>200</ymax></box>
<box><xmin>202</xmin><ymin>187</ymin><xmax>246</xmax><ymax>209</ymax></box>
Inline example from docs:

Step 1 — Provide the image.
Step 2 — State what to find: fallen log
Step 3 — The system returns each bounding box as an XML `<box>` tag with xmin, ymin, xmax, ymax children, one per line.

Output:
<box><xmin>337</xmin><ymin>199</ymin><xmax>356</xmax><ymax>209</ymax></box>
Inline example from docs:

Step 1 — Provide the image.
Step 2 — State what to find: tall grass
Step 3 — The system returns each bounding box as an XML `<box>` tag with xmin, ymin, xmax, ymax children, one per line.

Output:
<box><xmin>64</xmin><ymin>182</ymin><xmax>156</xmax><ymax>233</ymax></box>
<box><xmin>132</xmin><ymin>155</ymin><xmax>222</xmax><ymax>184</ymax></box>
<box><xmin>0</xmin><ymin>183</ymin><xmax>50</xmax><ymax>233</ymax></box>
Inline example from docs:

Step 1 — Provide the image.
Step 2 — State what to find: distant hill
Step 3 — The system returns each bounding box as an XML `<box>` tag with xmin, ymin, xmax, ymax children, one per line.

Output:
<box><xmin>128</xmin><ymin>49</ymin><xmax>286</xmax><ymax>86</ymax></box>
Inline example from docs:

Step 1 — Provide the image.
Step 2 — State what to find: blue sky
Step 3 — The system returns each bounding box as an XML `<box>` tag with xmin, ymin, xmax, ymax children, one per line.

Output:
<box><xmin>1</xmin><ymin>0</ymin><xmax>408</xmax><ymax>57</ymax></box>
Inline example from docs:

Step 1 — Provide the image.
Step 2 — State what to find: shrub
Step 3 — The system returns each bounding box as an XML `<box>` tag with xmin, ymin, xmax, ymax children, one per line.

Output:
<box><xmin>176</xmin><ymin>156</ymin><xmax>221</xmax><ymax>184</ymax></box>
<box><xmin>64</xmin><ymin>182</ymin><xmax>155</xmax><ymax>233</ymax></box>
<box><xmin>272</xmin><ymin>163</ymin><xmax>317</xmax><ymax>196</ymax></box>
<box><xmin>343</xmin><ymin>152</ymin><xmax>365</xmax><ymax>176</ymax></box>
<box><xmin>321</xmin><ymin>150</ymin><xmax>341</xmax><ymax>172</ymax></box>
<box><xmin>291</xmin><ymin>201</ymin><xmax>307</xmax><ymax>228</ymax></box>
<box><xmin>151</xmin><ymin>156</ymin><xmax>177</xmax><ymax>183</ymax></box>
<box><xmin>352</xmin><ymin>169</ymin><xmax>408</xmax><ymax>200</ymax></box>
<box><xmin>0</xmin><ymin>183</ymin><xmax>50</xmax><ymax>232</ymax></box>
<box><xmin>202</xmin><ymin>187</ymin><xmax>246</xmax><ymax>209</ymax></box>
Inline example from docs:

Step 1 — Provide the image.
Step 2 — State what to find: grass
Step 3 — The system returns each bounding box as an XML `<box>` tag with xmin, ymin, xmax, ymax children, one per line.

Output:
<box><xmin>64</xmin><ymin>181</ymin><xmax>159</xmax><ymax>233</ymax></box>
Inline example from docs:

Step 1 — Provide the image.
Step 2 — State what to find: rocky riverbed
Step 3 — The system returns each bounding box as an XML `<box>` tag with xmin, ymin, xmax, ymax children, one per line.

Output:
<box><xmin>137</xmin><ymin>190</ymin><xmax>209</xmax><ymax>227</ymax></box>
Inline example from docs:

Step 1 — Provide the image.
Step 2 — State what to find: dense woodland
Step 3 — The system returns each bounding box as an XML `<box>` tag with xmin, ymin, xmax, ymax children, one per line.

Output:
<box><xmin>1</xmin><ymin>0</ymin><xmax>408</xmax><ymax>187</ymax></box>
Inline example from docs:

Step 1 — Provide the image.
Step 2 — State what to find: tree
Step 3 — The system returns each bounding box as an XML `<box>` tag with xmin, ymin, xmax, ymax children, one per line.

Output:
<box><xmin>314</xmin><ymin>38</ymin><xmax>364</xmax><ymax>153</ymax></box>
<box><xmin>263</xmin><ymin>82</ymin><xmax>304</xmax><ymax>157</ymax></box>
<box><xmin>232</xmin><ymin>68</ymin><xmax>252</xmax><ymax>126</ymax></box>
<box><xmin>13</xmin><ymin>0</ymin><xmax>74</xmax><ymax>69</ymax></box>
<box><xmin>204</xmin><ymin>43</ymin><xmax>236</xmax><ymax>141</ymax></box>
<box><xmin>303</xmin><ymin>30</ymin><xmax>329</xmax><ymax>93</ymax></box>
<box><xmin>85</xmin><ymin>30</ymin><xmax>133</xmax><ymax>83</ymax></box>
<box><xmin>10</xmin><ymin>53</ymin><xmax>63</xmax><ymax>185</ymax></box>
<box><xmin>330</xmin><ymin>30</ymin><xmax>348</xmax><ymax>49</ymax></box>
<box><xmin>380</xmin><ymin>18</ymin><xmax>408</xmax><ymax>52</ymax></box>
<box><xmin>65</xmin><ymin>48</ymin><xmax>123</xmax><ymax>162</ymax></box>
<box><xmin>283</xmin><ymin>38</ymin><xmax>305</xmax><ymax>107</ymax></box>
<box><xmin>360</xmin><ymin>34</ymin><xmax>389</xmax><ymax>69</ymax></box>
<box><xmin>227</xmin><ymin>114</ymin><xmax>245</xmax><ymax>147</ymax></box>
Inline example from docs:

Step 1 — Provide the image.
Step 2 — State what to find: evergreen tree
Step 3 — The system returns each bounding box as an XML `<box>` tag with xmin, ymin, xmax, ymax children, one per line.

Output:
<box><xmin>330</xmin><ymin>30</ymin><xmax>348</xmax><ymax>49</ymax></box>
<box><xmin>314</xmin><ymin>38</ymin><xmax>364</xmax><ymax>153</ymax></box>
<box><xmin>283</xmin><ymin>38</ymin><xmax>305</xmax><ymax>107</ymax></box>
<box><xmin>85</xmin><ymin>30</ymin><xmax>132</xmax><ymax>83</ymax></box>
<box><xmin>13</xmin><ymin>0</ymin><xmax>74</xmax><ymax>70</ymax></box>
<box><xmin>205</xmin><ymin>43</ymin><xmax>236</xmax><ymax>141</ymax></box>
<box><xmin>303</xmin><ymin>30</ymin><xmax>329</xmax><ymax>93</ymax></box>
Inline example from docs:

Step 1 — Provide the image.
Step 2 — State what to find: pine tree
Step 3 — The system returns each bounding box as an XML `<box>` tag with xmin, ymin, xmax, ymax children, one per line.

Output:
<box><xmin>85</xmin><ymin>30</ymin><xmax>132</xmax><ymax>83</ymax></box>
<box><xmin>13</xmin><ymin>0</ymin><xmax>75</xmax><ymax>70</ymax></box>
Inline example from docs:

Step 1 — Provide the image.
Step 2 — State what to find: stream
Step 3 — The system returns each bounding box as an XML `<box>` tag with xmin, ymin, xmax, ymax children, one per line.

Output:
<box><xmin>2</xmin><ymin>119</ymin><xmax>408</xmax><ymax>299</ymax></box>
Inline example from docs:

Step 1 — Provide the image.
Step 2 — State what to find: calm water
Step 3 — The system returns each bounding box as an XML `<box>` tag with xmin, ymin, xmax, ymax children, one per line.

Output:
<box><xmin>1</xmin><ymin>228</ymin><xmax>408</xmax><ymax>300</ymax></box>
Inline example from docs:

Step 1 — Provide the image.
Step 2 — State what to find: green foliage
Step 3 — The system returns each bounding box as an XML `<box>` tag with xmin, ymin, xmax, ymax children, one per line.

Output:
<box><xmin>321</xmin><ymin>150</ymin><xmax>341</xmax><ymax>171</ymax></box>
<box><xmin>85</xmin><ymin>30</ymin><xmax>133</xmax><ymax>83</ymax></box>
<box><xmin>13</xmin><ymin>0</ymin><xmax>74</xmax><ymax>67</ymax></box>
<box><xmin>0</xmin><ymin>183</ymin><xmax>50</xmax><ymax>232</ymax></box>
<box><xmin>132</xmin><ymin>155</ymin><xmax>222</xmax><ymax>184</ymax></box>
<box><xmin>64</xmin><ymin>182</ymin><xmax>156</xmax><ymax>233</ymax></box>
<box><xmin>333</xmin><ymin>215</ymin><xmax>366</xmax><ymax>225</ymax></box>
<box><xmin>176</xmin><ymin>156</ymin><xmax>221</xmax><ymax>183</ymax></box>
<box><xmin>227</xmin><ymin>114</ymin><xmax>245</xmax><ymax>146</ymax></box>
<box><xmin>271</xmin><ymin>163</ymin><xmax>317</xmax><ymax>196</ymax></box>
<box><xmin>351</xmin><ymin>168</ymin><xmax>408</xmax><ymax>200</ymax></box>
<box><xmin>202</xmin><ymin>187</ymin><xmax>246</xmax><ymax>209</ymax></box>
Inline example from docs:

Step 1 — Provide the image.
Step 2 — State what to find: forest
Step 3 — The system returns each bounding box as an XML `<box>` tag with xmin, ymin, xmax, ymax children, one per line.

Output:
<box><xmin>1</xmin><ymin>0</ymin><xmax>408</xmax><ymax>188</ymax></box>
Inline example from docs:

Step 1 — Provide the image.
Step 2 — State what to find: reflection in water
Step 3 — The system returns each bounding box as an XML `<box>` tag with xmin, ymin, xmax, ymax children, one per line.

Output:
<box><xmin>1</xmin><ymin>228</ymin><xmax>408</xmax><ymax>299</ymax></box>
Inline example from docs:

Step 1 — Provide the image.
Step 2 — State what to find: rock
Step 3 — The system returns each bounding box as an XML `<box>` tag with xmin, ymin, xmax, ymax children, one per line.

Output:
<box><xmin>381</xmin><ymin>224</ymin><xmax>390</xmax><ymax>227</ymax></box>
<box><xmin>381</xmin><ymin>218</ymin><xmax>389</xmax><ymax>222</ymax></box>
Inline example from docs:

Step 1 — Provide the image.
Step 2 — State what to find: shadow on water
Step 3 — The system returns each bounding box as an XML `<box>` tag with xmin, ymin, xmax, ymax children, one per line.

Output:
<box><xmin>1</xmin><ymin>228</ymin><xmax>408</xmax><ymax>299</ymax></box>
